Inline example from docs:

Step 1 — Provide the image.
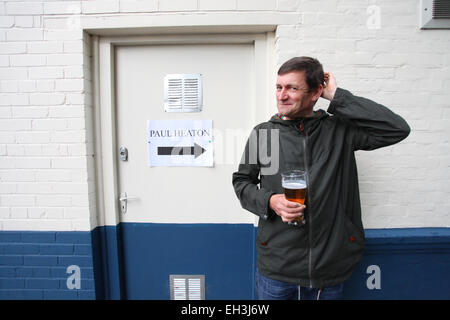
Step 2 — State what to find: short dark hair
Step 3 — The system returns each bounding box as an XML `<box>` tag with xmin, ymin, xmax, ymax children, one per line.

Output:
<box><xmin>278</xmin><ymin>57</ymin><xmax>324</xmax><ymax>90</ymax></box>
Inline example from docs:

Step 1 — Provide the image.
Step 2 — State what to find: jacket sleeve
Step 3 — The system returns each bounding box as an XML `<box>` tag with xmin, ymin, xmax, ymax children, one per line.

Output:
<box><xmin>327</xmin><ymin>88</ymin><xmax>410</xmax><ymax>151</ymax></box>
<box><xmin>232</xmin><ymin>129</ymin><xmax>276</xmax><ymax>220</ymax></box>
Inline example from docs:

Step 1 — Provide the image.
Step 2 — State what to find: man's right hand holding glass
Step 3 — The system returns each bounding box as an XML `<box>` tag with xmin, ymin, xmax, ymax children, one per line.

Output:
<box><xmin>269</xmin><ymin>194</ymin><xmax>306</xmax><ymax>223</ymax></box>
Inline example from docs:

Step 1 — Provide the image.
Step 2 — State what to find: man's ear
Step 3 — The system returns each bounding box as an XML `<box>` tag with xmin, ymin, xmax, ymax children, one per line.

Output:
<box><xmin>312</xmin><ymin>84</ymin><xmax>324</xmax><ymax>102</ymax></box>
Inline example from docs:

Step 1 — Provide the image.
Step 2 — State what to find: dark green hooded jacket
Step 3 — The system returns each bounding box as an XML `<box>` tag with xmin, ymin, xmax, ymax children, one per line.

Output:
<box><xmin>232</xmin><ymin>88</ymin><xmax>410</xmax><ymax>288</ymax></box>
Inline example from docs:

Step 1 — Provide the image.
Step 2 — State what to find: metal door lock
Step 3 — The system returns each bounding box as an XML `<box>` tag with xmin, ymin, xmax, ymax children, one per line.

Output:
<box><xmin>119</xmin><ymin>146</ymin><xmax>128</xmax><ymax>161</ymax></box>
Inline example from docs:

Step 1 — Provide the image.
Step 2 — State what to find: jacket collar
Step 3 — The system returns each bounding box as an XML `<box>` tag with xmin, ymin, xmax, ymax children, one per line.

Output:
<box><xmin>269</xmin><ymin>109</ymin><xmax>328</xmax><ymax>133</ymax></box>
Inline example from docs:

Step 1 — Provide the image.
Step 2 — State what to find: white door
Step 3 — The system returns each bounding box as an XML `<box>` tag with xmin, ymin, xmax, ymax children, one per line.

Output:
<box><xmin>103</xmin><ymin>35</ymin><xmax>273</xmax><ymax>299</ymax></box>
<box><xmin>115</xmin><ymin>42</ymin><xmax>256</xmax><ymax>224</ymax></box>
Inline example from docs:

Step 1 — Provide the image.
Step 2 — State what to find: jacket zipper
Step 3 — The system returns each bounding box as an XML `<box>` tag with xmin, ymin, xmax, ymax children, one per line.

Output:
<box><xmin>300</xmin><ymin>120</ymin><xmax>313</xmax><ymax>288</ymax></box>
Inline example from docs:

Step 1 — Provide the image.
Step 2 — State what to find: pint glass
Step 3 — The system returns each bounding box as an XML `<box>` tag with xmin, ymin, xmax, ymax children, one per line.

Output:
<box><xmin>281</xmin><ymin>170</ymin><xmax>307</xmax><ymax>225</ymax></box>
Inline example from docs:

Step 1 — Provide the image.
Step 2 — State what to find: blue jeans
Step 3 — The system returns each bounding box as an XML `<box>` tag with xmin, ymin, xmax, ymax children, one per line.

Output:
<box><xmin>255</xmin><ymin>270</ymin><xmax>344</xmax><ymax>300</ymax></box>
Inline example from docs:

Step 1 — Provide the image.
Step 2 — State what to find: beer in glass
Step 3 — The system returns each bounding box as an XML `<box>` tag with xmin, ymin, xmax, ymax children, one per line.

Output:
<box><xmin>281</xmin><ymin>170</ymin><xmax>307</xmax><ymax>225</ymax></box>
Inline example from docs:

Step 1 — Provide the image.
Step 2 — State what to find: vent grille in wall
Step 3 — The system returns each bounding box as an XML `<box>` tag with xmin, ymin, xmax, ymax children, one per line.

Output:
<box><xmin>421</xmin><ymin>0</ymin><xmax>450</xmax><ymax>28</ymax></box>
<box><xmin>433</xmin><ymin>0</ymin><xmax>450</xmax><ymax>18</ymax></box>
<box><xmin>170</xmin><ymin>275</ymin><xmax>205</xmax><ymax>300</ymax></box>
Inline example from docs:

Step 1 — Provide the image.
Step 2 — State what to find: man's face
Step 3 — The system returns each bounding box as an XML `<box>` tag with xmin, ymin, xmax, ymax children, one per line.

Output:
<box><xmin>276</xmin><ymin>71</ymin><xmax>321</xmax><ymax>119</ymax></box>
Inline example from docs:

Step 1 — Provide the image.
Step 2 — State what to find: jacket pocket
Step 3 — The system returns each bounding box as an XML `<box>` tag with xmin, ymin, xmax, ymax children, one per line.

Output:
<box><xmin>344</xmin><ymin>217</ymin><xmax>365</xmax><ymax>247</ymax></box>
<box><xmin>257</xmin><ymin>218</ymin><xmax>308</xmax><ymax>250</ymax></box>
<box><xmin>336</xmin><ymin>216</ymin><xmax>366</xmax><ymax>273</ymax></box>
<box><xmin>314</xmin><ymin>213</ymin><xmax>365</xmax><ymax>279</ymax></box>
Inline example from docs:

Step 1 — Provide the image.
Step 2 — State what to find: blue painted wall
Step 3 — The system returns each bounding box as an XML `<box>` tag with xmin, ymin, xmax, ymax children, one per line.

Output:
<box><xmin>344</xmin><ymin>228</ymin><xmax>450</xmax><ymax>299</ymax></box>
<box><xmin>1</xmin><ymin>225</ymin><xmax>449</xmax><ymax>300</ymax></box>
<box><xmin>118</xmin><ymin>223</ymin><xmax>256</xmax><ymax>300</ymax></box>
<box><xmin>0</xmin><ymin>231</ymin><xmax>96</xmax><ymax>299</ymax></box>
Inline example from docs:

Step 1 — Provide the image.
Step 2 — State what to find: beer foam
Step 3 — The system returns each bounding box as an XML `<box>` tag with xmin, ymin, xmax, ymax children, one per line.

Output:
<box><xmin>282</xmin><ymin>181</ymin><xmax>306</xmax><ymax>189</ymax></box>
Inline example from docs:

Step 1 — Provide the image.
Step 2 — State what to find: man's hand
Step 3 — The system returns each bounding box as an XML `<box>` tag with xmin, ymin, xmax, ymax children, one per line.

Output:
<box><xmin>269</xmin><ymin>194</ymin><xmax>305</xmax><ymax>223</ymax></box>
<box><xmin>321</xmin><ymin>72</ymin><xmax>337</xmax><ymax>101</ymax></box>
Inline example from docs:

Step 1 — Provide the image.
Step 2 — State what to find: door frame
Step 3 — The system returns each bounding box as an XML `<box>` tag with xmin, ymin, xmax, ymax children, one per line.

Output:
<box><xmin>91</xmin><ymin>32</ymin><xmax>275</xmax><ymax>298</ymax></box>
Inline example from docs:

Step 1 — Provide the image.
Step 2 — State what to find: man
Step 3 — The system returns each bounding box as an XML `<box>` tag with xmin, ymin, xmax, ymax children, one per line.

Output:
<box><xmin>232</xmin><ymin>57</ymin><xmax>410</xmax><ymax>300</ymax></box>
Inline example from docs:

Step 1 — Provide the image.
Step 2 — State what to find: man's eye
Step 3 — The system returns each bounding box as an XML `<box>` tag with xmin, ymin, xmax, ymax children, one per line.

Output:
<box><xmin>291</xmin><ymin>87</ymin><xmax>298</xmax><ymax>91</ymax></box>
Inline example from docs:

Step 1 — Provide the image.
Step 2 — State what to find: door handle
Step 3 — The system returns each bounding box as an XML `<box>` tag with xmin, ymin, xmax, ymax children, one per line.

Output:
<box><xmin>119</xmin><ymin>192</ymin><xmax>139</xmax><ymax>214</ymax></box>
<box><xmin>119</xmin><ymin>193</ymin><xmax>139</xmax><ymax>201</ymax></box>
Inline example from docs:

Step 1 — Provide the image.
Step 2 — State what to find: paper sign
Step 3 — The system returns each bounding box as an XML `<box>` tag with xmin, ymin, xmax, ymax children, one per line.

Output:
<box><xmin>147</xmin><ymin>119</ymin><xmax>213</xmax><ymax>167</ymax></box>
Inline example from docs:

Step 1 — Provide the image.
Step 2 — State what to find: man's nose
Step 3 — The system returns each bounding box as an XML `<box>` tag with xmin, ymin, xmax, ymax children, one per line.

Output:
<box><xmin>278</xmin><ymin>88</ymin><xmax>289</xmax><ymax>100</ymax></box>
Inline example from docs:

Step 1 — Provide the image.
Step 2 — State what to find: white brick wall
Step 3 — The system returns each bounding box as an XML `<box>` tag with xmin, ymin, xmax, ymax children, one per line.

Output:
<box><xmin>0</xmin><ymin>0</ymin><xmax>449</xmax><ymax>231</ymax></box>
<box><xmin>1</xmin><ymin>0</ymin><xmax>92</xmax><ymax>231</ymax></box>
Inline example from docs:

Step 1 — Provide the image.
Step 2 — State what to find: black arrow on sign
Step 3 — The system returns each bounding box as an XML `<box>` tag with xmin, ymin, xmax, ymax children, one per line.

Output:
<box><xmin>157</xmin><ymin>143</ymin><xmax>206</xmax><ymax>159</ymax></box>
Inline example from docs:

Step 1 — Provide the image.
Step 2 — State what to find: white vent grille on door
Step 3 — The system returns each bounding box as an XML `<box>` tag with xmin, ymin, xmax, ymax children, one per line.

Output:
<box><xmin>170</xmin><ymin>275</ymin><xmax>205</xmax><ymax>300</ymax></box>
<box><xmin>164</xmin><ymin>74</ymin><xmax>203</xmax><ymax>112</ymax></box>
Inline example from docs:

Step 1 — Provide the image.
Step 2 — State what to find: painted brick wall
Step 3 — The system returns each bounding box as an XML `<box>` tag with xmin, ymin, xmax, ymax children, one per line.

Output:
<box><xmin>1</xmin><ymin>0</ymin><xmax>449</xmax><ymax>233</ymax></box>
<box><xmin>0</xmin><ymin>0</ymin><xmax>449</xmax><ymax>300</ymax></box>
<box><xmin>0</xmin><ymin>0</ymin><xmax>96</xmax><ymax>232</ymax></box>
<box><xmin>0</xmin><ymin>0</ymin><xmax>449</xmax><ymax>231</ymax></box>
<box><xmin>275</xmin><ymin>0</ymin><xmax>450</xmax><ymax>228</ymax></box>
<box><xmin>0</xmin><ymin>230</ymin><xmax>95</xmax><ymax>299</ymax></box>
